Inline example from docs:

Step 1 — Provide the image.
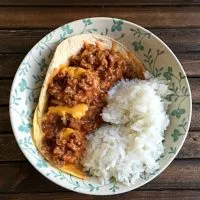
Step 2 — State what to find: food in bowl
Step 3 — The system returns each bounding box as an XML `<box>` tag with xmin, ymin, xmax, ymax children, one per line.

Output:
<box><xmin>33</xmin><ymin>34</ymin><xmax>145</xmax><ymax>179</ymax></box>
<box><xmin>82</xmin><ymin>78</ymin><xmax>171</xmax><ymax>185</ymax></box>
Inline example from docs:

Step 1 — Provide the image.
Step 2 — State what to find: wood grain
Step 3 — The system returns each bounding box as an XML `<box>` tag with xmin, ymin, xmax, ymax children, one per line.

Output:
<box><xmin>151</xmin><ymin>29</ymin><xmax>200</xmax><ymax>53</ymax></box>
<box><xmin>191</xmin><ymin>104</ymin><xmax>200</xmax><ymax>131</ymax></box>
<box><xmin>0</xmin><ymin>134</ymin><xmax>25</xmax><ymax>161</ymax></box>
<box><xmin>0</xmin><ymin>0</ymin><xmax>199</xmax><ymax>6</ymax></box>
<box><xmin>0</xmin><ymin>190</ymin><xmax>200</xmax><ymax>200</ymax></box>
<box><xmin>0</xmin><ymin>131</ymin><xmax>199</xmax><ymax>161</ymax></box>
<box><xmin>0</xmin><ymin>159</ymin><xmax>199</xmax><ymax>193</ymax></box>
<box><xmin>188</xmin><ymin>78</ymin><xmax>200</xmax><ymax>103</ymax></box>
<box><xmin>0</xmin><ymin>54</ymin><xmax>24</xmax><ymax>78</ymax></box>
<box><xmin>0</xmin><ymin>7</ymin><xmax>200</xmax><ymax>29</ymax></box>
<box><xmin>0</xmin><ymin>107</ymin><xmax>11</xmax><ymax>132</ymax></box>
<box><xmin>0</xmin><ymin>29</ymin><xmax>200</xmax><ymax>53</ymax></box>
<box><xmin>1</xmin><ymin>52</ymin><xmax>200</xmax><ymax>78</ymax></box>
<box><xmin>0</xmin><ymin>30</ymin><xmax>46</xmax><ymax>53</ymax></box>
<box><xmin>177</xmin><ymin>131</ymin><xmax>200</xmax><ymax>159</ymax></box>
<box><xmin>1</xmin><ymin>191</ymin><xmax>200</xmax><ymax>200</ymax></box>
<box><xmin>0</xmin><ymin>1</ymin><xmax>199</xmax><ymax>199</ymax></box>
<box><xmin>177</xmin><ymin>52</ymin><xmax>200</xmax><ymax>78</ymax></box>
<box><xmin>0</xmin><ymin>80</ymin><xmax>11</xmax><ymax>104</ymax></box>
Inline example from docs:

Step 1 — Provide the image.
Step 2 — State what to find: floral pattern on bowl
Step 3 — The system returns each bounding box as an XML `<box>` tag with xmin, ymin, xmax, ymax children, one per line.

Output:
<box><xmin>9</xmin><ymin>17</ymin><xmax>192</xmax><ymax>195</ymax></box>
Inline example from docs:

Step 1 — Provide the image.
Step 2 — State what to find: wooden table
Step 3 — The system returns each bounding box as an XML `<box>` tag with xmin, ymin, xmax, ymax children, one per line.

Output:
<box><xmin>0</xmin><ymin>1</ymin><xmax>200</xmax><ymax>199</ymax></box>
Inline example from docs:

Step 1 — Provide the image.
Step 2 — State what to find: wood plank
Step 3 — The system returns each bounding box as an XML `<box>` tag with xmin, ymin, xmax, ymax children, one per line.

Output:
<box><xmin>0</xmin><ymin>80</ymin><xmax>11</xmax><ymax>104</ymax></box>
<box><xmin>151</xmin><ymin>29</ymin><xmax>200</xmax><ymax>53</ymax></box>
<box><xmin>176</xmin><ymin>52</ymin><xmax>200</xmax><ymax>78</ymax></box>
<box><xmin>0</xmin><ymin>0</ymin><xmax>199</xmax><ymax>6</ymax></box>
<box><xmin>0</xmin><ymin>159</ymin><xmax>199</xmax><ymax>193</ymax></box>
<box><xmin>0</xmin><ymin>30</ymin><xmax>46</xmax><ymax>53</ymax></box>
<box><xmin>191</xmin><ymin>104</ymin><xmax>200</xmax><ymax>131</ymax></box>
<box><xmin>0</xmin><ymin>52</ymin><xmax>200</xmax><ymax>78</ymax></box>
<box><xmin>177</xmin><ymin>131</ymin><xmax>200</xmax><ymax>159</ymax></box>
<box><xmin>0</xmin><ymin>54</ymin><xmax>24</xmax><ymax>78</ymax></box>
<box><xmin>0</xmin><ymin>131</ymin><xmax>199</xmax><ymax>162</ymax></box>
<box><xmin>3</xmin><ymin>78</ymin><xmax>200</xmax><ymax>105</ymax></box>
<box><xmin>0</xmin><ymin>29</ymin><xmax>200</xmax><ymax>54</ymax></box>
<box><xmin>188</xmin><ymin>78</ymin><xmax>200</xmax><ymax>103</ymax></box>
<box><xmin>0</xmin><ymin>7</ymin><xmax>199</xmax><ymax>29</ymax></box>
<box><xmin>0</xmin><ymin>107</ymin><xmax>11</xmax><ymax>132</ymax></box>
<box><xmin>143</xmin><ymin>160</ymin><xmax>200</xmax><ymax>190</ymax></box>
<box><xmin>1</xmin><ymin>191</ymin><xmax>200</xmax><ymax>200</ymax></box>
<box><xmin>0</xmin><ymin>134</ymin><xmax>25</xmax><ymax>161</ymax></box>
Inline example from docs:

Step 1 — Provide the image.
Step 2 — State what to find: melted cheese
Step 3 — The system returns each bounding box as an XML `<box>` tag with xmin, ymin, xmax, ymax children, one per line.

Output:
<box><xmin>47</xmin><ymin>104</ymin><xmax>88</xmax><ymax>119</ymax></box>
<box><xmin>61</xmin><ymin>164</ymin><xmax>87</xmax><ymax>179</ymax></box>
<box><xmin>60</xmin><ymin>128</ymin><xmax>74</xmax><ymax>138</ymax></box>
<box><xmin>60</xmin><ymin>65</ymin><xmax>85</xmax><ymax>78</ymax></box>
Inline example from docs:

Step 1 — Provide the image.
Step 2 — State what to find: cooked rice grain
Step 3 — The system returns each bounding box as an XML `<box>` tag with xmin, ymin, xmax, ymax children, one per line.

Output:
<box><xmin>82</xmin><ymin>79</ymin><xmax>171</xmax><ymax>185</ymax></box>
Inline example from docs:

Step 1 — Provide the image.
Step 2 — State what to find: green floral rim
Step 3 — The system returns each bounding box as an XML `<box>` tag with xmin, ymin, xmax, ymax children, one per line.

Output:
<box><xmin>9</xmin><ymin>17</ymin><xmax>192</xmax><ymax>195</ymax></box>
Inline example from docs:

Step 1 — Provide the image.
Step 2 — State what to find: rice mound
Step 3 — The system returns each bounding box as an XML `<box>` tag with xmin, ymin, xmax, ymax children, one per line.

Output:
<box><xmin>81</xmin><ymin>78</ymin><xmax>171</xmax><ymax>185</ymax></box>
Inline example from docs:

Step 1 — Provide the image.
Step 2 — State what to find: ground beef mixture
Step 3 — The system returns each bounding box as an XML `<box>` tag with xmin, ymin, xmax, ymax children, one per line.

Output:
<box><xmin>69</xmin><ymin>43</ymin><xmax>135</xmax><ymax>91</ymax></box>
<box><xmin>41</xmin><ymin>113</ymin><xmax>85</xmax><ymax>166</ymax></box>
<box><xmin>48</xmin><ymin>69</ymin><xmax>100</xmax><ymax>107</ymax></box>
<box><xmin>41</xmin><ymin>43</ymin><xmax>135</xmax><ymax>167</ymax></box>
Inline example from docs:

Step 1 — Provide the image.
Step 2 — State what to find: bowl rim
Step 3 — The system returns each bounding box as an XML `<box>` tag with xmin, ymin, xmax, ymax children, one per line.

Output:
<box><xmin>9</xmin><ymin>17</ymin><xmax>192</xmax><ymax>195</ymax></box>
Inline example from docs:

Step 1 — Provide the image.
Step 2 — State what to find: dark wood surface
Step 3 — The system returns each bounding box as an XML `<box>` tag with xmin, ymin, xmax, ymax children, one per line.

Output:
<box><xmin>0</xmin><ymin>7</ymin><xmax>200</xmax><ymax>29</ymax></box>
<box><xmin>0</xmin><ymin>0</ymin><xmax>200</xmax><ymax>6</ymax></box>
<box><xmin>0</xmin><ymin>1</ymin><xmax>200</xmax><ymax>199</ymax></box>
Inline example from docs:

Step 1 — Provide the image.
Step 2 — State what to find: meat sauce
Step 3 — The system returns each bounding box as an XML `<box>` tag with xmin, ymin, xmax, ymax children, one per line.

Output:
<box><xmin>41</xmin><ymin>43</ymin><xmax>135</xmax><ymax>167</ymax></box>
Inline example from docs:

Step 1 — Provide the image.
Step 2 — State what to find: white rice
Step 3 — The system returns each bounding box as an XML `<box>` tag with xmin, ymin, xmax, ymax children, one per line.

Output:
<box><xmin>81</xmin><ymin>78</ymin><xmax>171</xmax><ymax>185</ymax></box>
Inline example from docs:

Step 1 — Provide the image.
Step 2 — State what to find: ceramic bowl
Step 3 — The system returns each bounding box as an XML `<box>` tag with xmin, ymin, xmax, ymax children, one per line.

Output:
<box><xmin>9</xmin><ymin>17</ymin><xmax>192</xmax><ymax>195</ymax></box>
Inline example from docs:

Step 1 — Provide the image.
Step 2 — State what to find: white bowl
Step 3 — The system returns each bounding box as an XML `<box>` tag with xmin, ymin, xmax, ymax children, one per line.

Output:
<box><xmin>9</xmin><ymin>17</ymin><xmax>192</xmax><ymax>195</ymax></box>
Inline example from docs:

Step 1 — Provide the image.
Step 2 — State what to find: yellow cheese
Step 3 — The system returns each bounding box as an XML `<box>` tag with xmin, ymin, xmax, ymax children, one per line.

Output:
<box><xmin>67</xmin><ymin>67</ymin><xmax>85</xmax><ymax>78</ymax></box>
<box><xmin>60</xmin><ymin>128</ymin><xmax>74</xmax><ymax>138</ymax></box>
<box><xmin>47</xmin><ymin>104</ymin><xmax>88</xmax><ymax>119</ymax></box>
<box><xmin>60</xmin><ymin>65</ymin><xmax>85</xmax><ymax>78</ymax></box>
<box><xmin>61</xmin><ymin>164</ymin><xmax>87</xmax><ymax>179</ymax></box>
